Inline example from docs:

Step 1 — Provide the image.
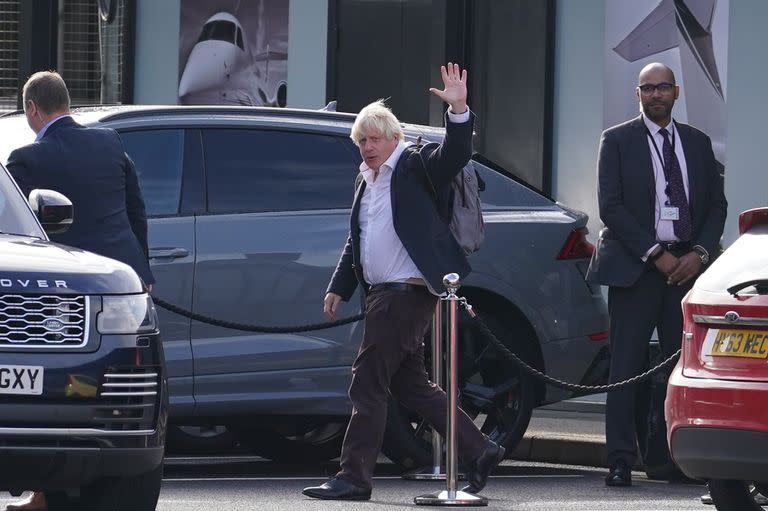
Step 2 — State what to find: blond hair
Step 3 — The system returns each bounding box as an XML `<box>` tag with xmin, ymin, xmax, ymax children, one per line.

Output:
<box><xmin>350</xmin><ymin>100</ymin><xmax>404</xmax><ymax>146</ymax></box>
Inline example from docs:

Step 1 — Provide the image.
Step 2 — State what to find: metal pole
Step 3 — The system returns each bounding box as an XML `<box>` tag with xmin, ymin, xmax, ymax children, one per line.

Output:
<box><xmin>403</xmin><ymin>302</ymin><xmax>446</xmax><ymax>480</ymax></box>
<box><xmin>446</xmin><ymin>290</ymin><xmax>458</xmax><ymax>496</ymax></box>
<box><xmin>415</xmin><ymin>274</ymin><xmax>488</xmax><ymax>506</ymax></box>
<box><xmin>431</xmin><ymin>301</ymin><xmax>443</xmax><ymax>471</ymax></box>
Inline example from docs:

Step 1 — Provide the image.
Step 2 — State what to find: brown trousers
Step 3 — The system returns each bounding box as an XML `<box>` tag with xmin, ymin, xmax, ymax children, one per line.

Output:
<box><xmin>336</xmin><ymin>285</ymin><xmax>488</xmax><ymax>489</ymax></box>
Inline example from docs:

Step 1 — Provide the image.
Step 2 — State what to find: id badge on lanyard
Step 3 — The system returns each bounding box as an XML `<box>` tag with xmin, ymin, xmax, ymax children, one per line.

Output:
<box><xmin>660</xmin><ymin>206</ymin><xmax>680</xmax><ymax>221</ymax></box>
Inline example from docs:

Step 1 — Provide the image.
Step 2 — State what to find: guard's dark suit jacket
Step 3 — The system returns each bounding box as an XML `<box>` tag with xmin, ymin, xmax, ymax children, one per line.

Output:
<box><xmin>8</xmin><ymin>116</ymin><xmax>155</xmax><ymax>285</ymax></box>
<box><xmin>586</xmin><ymin>115</ymin><xmax>727</xmax><ymax>287</ymax></box>
<box><xmin>327</xmin><ymin>113</ymin><xmax>474</xmax><ymax>299</ymax></box>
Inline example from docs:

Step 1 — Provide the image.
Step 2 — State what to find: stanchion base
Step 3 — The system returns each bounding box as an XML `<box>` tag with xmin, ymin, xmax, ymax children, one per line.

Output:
<box><xmin>414</xmin><ymin>490</ymin><xmax>488</xmax><ymax>506</ymax></box>
<box><xmin>402</xmin><ymin>467</ymin><xmax>466</xmax><ymax>481</ymax></box>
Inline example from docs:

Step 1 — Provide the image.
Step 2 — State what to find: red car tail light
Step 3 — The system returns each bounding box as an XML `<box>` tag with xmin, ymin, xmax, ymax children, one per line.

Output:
<box><xmin>557</xmin><ymin>227</ymin><xmax>594</xmax><ymax>260</ymax></box>
<box><xmin>588</xmin><ymin>331</ymin><xmax>609</xmax><ymax>341</ymax></box>
<box><xmin>738</xmin><ymin>207</ymin><xmax>768</xmax><ymax>234</ymax></box>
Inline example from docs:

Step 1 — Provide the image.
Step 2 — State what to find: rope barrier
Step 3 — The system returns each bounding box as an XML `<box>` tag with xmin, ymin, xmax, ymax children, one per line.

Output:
<box><xmin>150</xmin><ymin>294</ymin><xmax>680</xmax><ymax>391</ymax></box>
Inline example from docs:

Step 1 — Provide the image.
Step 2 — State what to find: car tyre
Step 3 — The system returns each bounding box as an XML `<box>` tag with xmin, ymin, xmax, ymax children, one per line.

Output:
<box><xmin>708</xmin><ymin>480</ymin><xmax>767</xmax><ymax>511</ymax></box>
<box><xmin>233</xmin><ymin>420</ymin><xmax>348</xmax><ymax>463</ymax></box>
<box><xmin>381</xmin><ymin>312</ymin><xmax>536</xmax><ymax>470</ymax></box>
<box><xmin>166</xmin><ymin>424</ymin><xmax>241</xmax><ymax>455</ymax></box>
<box><xmin>79</xmin><ymin>462</ymin><xmax>163</xmax><ymax>511</ymax></box>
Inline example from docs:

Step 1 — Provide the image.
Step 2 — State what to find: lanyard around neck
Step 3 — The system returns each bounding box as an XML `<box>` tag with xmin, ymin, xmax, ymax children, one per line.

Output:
<box><xmin>645</xmin><ymin>124</ymin><xmax>675</xmax><ymax>181</ymax></box>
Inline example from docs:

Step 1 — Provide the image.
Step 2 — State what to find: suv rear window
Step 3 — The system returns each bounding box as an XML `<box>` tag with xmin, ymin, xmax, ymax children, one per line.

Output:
<box><xmin>203</xmin><ymin>129</ymin><xmax>359</xmax><ymax>213</ymax></box>
<box><xmin>471</xmin><ymin>156</ymin><xmax>553</xmax><ymax>209</ymax></box>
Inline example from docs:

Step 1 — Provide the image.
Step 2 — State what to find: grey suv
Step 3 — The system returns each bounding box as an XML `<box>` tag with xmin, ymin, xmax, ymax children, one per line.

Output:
<box><xmin>0</xmin><ymin>106</ymin><xmax>608</xmax><ymax>468</ymax></box>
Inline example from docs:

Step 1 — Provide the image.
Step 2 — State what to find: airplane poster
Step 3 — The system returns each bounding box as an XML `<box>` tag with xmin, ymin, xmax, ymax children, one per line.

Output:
<box><xmin>179</xmin><ymin>0</ymin><xmax>288</xmax><ymax>107</ymax></box>
<box><xmin>604</xmin><ymin>0</ymin><xmax>729</xmax><ymax>171</ymax></box>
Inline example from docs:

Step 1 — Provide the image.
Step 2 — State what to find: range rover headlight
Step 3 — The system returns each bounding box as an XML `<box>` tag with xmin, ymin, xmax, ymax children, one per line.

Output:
<box><xmin>97</xmin><ymin>294</ymin><xmax>158</xmax><ymax>334</ymax></box>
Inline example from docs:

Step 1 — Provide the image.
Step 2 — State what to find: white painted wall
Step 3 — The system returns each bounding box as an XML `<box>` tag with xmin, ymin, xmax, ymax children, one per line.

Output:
<box><xmin>551</xmin><ymin>0</ymin><xmax>605</xmax><ymax>241</ymax></box>
<box><xmin>722</xmin><ymin>0</ymin><xmax>768</xmax><ymax>244</ymax></box>
<box><xmin>133</xmin><ymin>0</ymin><xmax>181</xmax><ymax>104</ymax></box>
<box><xmin>287</xmin><ymin>0</ymin><xmax>328</xmax><ymax>109</ymax></box>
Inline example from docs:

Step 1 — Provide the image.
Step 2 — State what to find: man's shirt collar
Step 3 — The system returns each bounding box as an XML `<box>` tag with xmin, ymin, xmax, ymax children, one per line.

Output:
<box><xmin>35</xmin><ymin>114</ymin><xmax>71</xmax><ymax>141</ymax></box>
<box><xmin>642</xmin><ymin>114</ymin><xmax>675</xmax><ymax>136</ymax></box>
<box><xmin>359</xmin><ymin>140</ymin><xmax>412</xmax><ymax>183</ymax></box>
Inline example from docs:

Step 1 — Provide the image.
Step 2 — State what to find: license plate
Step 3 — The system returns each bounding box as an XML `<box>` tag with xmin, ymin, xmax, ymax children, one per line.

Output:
<box><xmin>708</xmin><ymin>329</ymin><xmax>768</xmax><ymax>359</ymax></box>
<box><xmin>0</xmin><ymin>365</ymin><xmax>44</xmax><ymax>395</ymax></box>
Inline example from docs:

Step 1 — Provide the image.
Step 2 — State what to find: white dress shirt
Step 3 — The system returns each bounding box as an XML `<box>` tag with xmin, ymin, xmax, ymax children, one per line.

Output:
<box><xmin>358</xmin><ymin>108</ymin><xmax>470</xmax><ymax>286</ymax></box>
<box><xmin>642</xmin><ymin>114</ymin><xmax>690</xmax><ymax>259</ymax></box>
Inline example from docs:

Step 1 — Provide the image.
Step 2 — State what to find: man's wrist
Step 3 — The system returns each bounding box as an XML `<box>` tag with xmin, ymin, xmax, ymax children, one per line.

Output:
<box><xmin>648</xmin><ymin>246</ymin><xmax>665</xmax><ymax>263</ymax></box>
<box><xmin>692</xmin><ymin>245</ymin><xmax>710</xmax><ymax>265</ymax></box>
<box><xmin>448</xmin><ymin>102</ymin><xmax>468</xmax><ymax>114</ymax></box>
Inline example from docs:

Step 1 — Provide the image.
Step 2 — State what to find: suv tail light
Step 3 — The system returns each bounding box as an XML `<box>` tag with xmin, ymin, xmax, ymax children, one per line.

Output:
<box><xmin>738</xmin><ymin>207</ymin><xmax>768</xmax><ymax>234</ymax></box>
<box><xmin>557</xmin><ymin>227</ymin><xmax>595</xmax><ymax>260</ymax></box>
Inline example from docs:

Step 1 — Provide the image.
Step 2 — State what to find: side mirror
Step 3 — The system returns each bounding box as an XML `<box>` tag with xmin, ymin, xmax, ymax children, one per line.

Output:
<box><xmin>28</xmin><ymin>189</ymin><xmax>73</xmax><ymax>234</ymax></box>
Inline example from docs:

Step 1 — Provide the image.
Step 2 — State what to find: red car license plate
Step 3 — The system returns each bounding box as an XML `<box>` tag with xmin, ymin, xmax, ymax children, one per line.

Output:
<box><xmin>709</xmin><ymin>329</ymin><xmax>768</xmax><ymax>359</ymax></box>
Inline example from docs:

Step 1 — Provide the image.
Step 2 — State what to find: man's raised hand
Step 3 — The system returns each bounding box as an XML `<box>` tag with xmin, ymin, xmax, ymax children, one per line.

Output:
<box><xmin>429</xmin><ymin>63</ymin><xmax>468</xmax><ymax>114</ymax></box>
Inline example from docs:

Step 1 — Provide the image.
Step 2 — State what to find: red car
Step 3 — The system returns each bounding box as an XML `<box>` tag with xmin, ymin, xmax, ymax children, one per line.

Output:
<box><xmin>666</xmin><ymin>207</ymin><xmax>768</xmax><ymax>510</ymax></box>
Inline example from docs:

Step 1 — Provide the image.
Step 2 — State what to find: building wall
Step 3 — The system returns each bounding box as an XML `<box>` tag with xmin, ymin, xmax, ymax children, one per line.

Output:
<box><xmin>133</xmin><ymin>0</ymin><xmax>180</xmax><ymax>104</ymax></box>
<box><xmin>552</xmin><ymin>0</ymin><xmax>768</xmax><ymax>248</ymax></box>
<box><xmin>286</xmin><ymin>0</ymin><xmax>327</xmax><ymax>109</ymax></box>
<box><xmin>723</xmin><ymin>0</ymin><xmax>768</xmax><ymax>244</ymax></box>
<box><xmin>551</xmin><ymin>0</ymin><xmax>604</xmax><ymax>240</ymax></box>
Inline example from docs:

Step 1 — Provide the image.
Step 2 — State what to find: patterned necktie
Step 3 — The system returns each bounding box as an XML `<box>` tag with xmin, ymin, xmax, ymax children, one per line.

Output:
<box><xmin>658</xmin><ymin>128</ymin><xmax>692</xmax><ymax>241</ymax></box>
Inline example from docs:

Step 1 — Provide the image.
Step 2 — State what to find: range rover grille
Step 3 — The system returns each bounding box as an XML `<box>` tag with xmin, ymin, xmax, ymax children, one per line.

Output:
<box><xmin>0</xmin><ymin>294</ymin><xmax>87</xmax><ymax>347</ymax></box>
<box><xmin>96</xmin><ymin>368</ymin><xmax>159</xmax><ymax>431</ymax></box>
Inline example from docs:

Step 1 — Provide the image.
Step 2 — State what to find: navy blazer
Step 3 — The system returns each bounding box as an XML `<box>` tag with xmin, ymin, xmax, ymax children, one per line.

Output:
<box><xmin>327</xmin><ymin>112</ymin><xmax>474</xmax><ymax>299</ymax></box>
<box><xmin>7</xmin><ymin>116</ymin><xmax>155</xmax><ymax>285</ymax></box>
<box><xmin>586</xmin><ymin>115</ymin><xmax>727</xmax><ymax>287</ymax></box>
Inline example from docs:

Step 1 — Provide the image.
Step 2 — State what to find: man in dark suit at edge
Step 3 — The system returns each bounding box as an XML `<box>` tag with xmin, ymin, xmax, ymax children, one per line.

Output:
<box><xmin>7</xmin><ymin>71</ymin><xmax>154</xmax><ymax>289</ymax></box>
<box><xmin>587</xmin><ymin>62</ymin><xmax>727</xmax><ymax>487</ymax></box>
<box><xmin>6</xmin><ymin>71</ymin><xmax>154</xmax><ymax>511</ymax></box>
<box><xmin>302</xmin><ymin>63</ymin><xmax>504</xmax><ymax>501</ymax></box>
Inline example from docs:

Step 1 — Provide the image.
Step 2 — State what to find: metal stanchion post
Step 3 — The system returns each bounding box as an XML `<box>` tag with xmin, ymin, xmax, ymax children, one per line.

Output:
<box><xmin>403</xmin><ymin>301</ymin><xmax>446</xmax><ymax>480</ymax></box>
<box><xmin>415</xmin><ymin>274</ymin><xmax>488</xmax><ymax>506</ymax></box>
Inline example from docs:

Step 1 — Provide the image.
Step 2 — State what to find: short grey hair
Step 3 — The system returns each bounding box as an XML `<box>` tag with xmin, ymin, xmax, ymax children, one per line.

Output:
<box><xmin>22</xmin><ymin>71</ymin><xmax>70</xmax><ymax>115</ymax></box>
<box><xmin>350</xmin><ymin>100</ymin><xmax>404</xmax><ymax>146</ymax></box>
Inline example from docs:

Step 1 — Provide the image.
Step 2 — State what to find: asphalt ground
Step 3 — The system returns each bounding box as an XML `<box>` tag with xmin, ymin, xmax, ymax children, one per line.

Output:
<box><xmin>1</xmin><ymin>456</ymin><xmax>709</xmax><ymax>511</ymax></box>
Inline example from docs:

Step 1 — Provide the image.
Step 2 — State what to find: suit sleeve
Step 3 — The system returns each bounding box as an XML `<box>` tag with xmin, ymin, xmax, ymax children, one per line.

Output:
<box><xmin>597</xmin><ymin>129</ymin><xmax>657</xmax><ymax>259</ymax></box>
<box><xmin>326</xmin><ymin>234</ymin><xmax>359</xmax><ymax>301</ymax></box>
<box><xmin>6</xmin><ymin>148</ymin><xmax>34</xmax><ymax>198</ymax></box>
<box><xmin>694</xmin><ymin>135</ymin><xmax>727</xmax><ymax>255</ymax></box>
<box><xmin>326</xmin><ymin>175</ymin><xmax>363</xmax><ymax>301</ymax></box>
<box><xmin>420</xmin><ymin>111</ymin><xmax>475</xmax><ymax>189</ymax></box>
<box><xmin>123</xmin><ymin>152</ymin><xmax>150</xmax><ymax>259</ymax></box>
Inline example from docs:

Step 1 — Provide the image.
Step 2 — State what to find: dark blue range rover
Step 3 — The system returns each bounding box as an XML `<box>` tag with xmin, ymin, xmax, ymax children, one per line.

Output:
<box><xmin>0</xmin><ymin>163</ymin><xmax>166</xmax><ymax>509</ymax></box>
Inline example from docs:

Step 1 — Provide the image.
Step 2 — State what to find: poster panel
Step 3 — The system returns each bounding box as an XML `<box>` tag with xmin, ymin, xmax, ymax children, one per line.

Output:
<box><xmin>179</xmin><ymin>0</ymin><xmax>288</xmax><ymax>107</ymax></box>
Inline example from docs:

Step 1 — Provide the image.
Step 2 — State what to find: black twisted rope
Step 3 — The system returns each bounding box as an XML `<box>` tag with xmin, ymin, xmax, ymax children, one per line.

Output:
<box><xmin>151</xmin><ymin>296</ymin><xmax>364</xmax><ymax>333</ymax></box>
<box><xmin>150</xmin><ymin>294</ymin><xmax>679</xmax><ymax>391</ymax></box>
<box><xmin>468</xmin><ymin>308</ymin><xmax>681</xmax><ymax>392</ymax></box>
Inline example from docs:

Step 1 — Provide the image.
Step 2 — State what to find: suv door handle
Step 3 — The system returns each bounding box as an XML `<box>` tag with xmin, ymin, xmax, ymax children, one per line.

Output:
<box><xmin>149</xmin><ymin>247</ymin><xmax>189</xmax><ymax>259</ymax></box>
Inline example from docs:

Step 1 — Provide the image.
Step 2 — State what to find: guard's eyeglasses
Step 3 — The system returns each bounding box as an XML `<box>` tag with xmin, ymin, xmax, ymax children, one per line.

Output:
<box><xmin>638</xmin><ymin>82</ymin><xmax>675</xmax><ymax>95</ymax></box>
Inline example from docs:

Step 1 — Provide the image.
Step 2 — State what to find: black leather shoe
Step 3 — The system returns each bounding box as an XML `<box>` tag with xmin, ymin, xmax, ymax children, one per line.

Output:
<box><xmin>461</xmin><ymin>441</ymin><xmax>506</xmax><ymax>494</ymax></box>
<box><xmin>605</xmin><ymin>460</ymin><xmax>632</xmax><ymax>487</ymax></box>
<box><xmin>302</xmin><ymin>477</ymin><xmax>371</xmax><ymax>500</ymax></box>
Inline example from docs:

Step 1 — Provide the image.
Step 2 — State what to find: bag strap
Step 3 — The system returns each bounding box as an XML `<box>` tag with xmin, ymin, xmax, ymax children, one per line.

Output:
<box><xmin>413</xmin><ymin>136</ymin><xmax>438</xmax><ymax>199</ymax></box>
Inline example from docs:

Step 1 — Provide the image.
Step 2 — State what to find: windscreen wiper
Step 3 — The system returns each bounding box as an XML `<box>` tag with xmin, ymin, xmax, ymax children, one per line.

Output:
<box><xmin>728</xmin><ymin>279</ymin><xmax>768</xmax><ymax>296</ymax></box>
